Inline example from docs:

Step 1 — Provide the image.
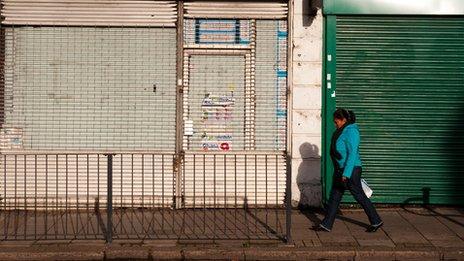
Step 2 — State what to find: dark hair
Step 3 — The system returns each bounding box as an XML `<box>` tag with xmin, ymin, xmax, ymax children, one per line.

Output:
<box><xmin>333</xmin><ymin>108</ymin><xmax>356</xmax><ymax>123</ymax></box>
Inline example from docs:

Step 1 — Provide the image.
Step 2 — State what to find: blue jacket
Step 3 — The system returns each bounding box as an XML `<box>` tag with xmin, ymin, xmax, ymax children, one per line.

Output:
<box><xmin>335</xmin><ymin>124</ymin><xmax>362</xmax><ymax>178</ymax></box>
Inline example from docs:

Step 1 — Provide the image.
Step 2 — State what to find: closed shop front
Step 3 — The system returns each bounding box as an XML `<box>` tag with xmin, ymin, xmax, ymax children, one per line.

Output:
<box><xmin>323</xmin><ymin>0</ymin><xmax>464</xmax><ymax>204</ymax></box>
<box><xmin>0</xmin><ymin>1</ymin><xmax>290</xmax><ymax>209</ymax></box>
<box><xmin>0</xmin><ymin>0</ymin><xmax>179</xmax><ymax>208</ymax></box>
<box><xmin>181</xmin><ymin>1</ymin><xmax>289</xmax><ymax>207</ymax></box>
<box><xmin>1</xmin><ymin>0</ymin><xmax>178</xmax><ymax>151</ymax></box>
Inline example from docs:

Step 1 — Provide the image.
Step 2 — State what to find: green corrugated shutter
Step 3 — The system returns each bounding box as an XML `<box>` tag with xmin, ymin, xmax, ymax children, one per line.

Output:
<box><xmin>328</xmin><ymin>16</ymin><xmax>464</xmax><ymax>205</ymax></box>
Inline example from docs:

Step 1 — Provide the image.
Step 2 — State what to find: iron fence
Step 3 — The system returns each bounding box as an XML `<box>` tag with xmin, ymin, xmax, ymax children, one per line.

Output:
<box><xmin>0</xmin><ymin>152</ymin><xmax>291</xmax><ymax>242</ymax></box>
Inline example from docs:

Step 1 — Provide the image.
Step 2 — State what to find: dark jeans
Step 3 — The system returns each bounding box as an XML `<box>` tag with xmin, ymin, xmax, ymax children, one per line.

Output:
<box><xmin>321</xmin><ymin>167</ymin><xmax>382</xmax><ymax>230</ymax></box>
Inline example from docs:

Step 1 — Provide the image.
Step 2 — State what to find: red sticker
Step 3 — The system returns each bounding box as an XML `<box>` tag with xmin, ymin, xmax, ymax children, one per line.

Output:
<box><xmin>220</xmin><ymin>143</ymin><xmax>230</xmax><ymax>151</ymax></box>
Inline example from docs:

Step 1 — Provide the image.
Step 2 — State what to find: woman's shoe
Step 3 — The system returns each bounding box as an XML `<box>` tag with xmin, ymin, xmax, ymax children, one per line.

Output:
<box><xmin>366</xmin><ymin>221</ymin><xmax>383</xmax><ymax>232</ymax></box>
<box><xmin>312</xmin><ymin>224</ymin><xmax>331</xmax><ymax>232</ymax></box>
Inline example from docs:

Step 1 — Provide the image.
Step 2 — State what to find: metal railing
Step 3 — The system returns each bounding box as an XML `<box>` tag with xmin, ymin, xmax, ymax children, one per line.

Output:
<box><xmin>1</xmin><ymin>153</ymin><xmax>108</xmax><ymax>240</ymax></box>
<box><xmin>0</xmin><ymin>152</ymin><xmax>291</xmax><ymax>242</ymax></box>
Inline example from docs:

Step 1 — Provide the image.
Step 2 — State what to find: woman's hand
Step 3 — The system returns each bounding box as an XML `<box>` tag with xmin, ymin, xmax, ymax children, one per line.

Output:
<box><xmin>342</xmin><ymin>176</ymin><xmax>348</xmax><ymax>182</ymax></box>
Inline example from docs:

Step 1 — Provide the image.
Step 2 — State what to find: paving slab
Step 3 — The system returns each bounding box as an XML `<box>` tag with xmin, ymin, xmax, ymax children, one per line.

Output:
<box><xmin>399</xmin><ymin>209</ymin><xmax>463</xmax><ymax>248</ymax></box>
<box><xmin>342</xmin><ymin>211</ymin><xmax>395</xmax><ymax>248</ymax></box>
<box><xmin>291</xmin><ymin>212</ymin><xmax>322</xmax><ymax>247</ymax></box>
<box><xmin>429</xmin><ymin>207</ymin><xmax>464</xmax><ymax>241</ymax></box>
<box><xmin>143</xmin><ymin>239</ymin><xmax>177</xmax><ymax>247</ymax></box>
<box><xmin>296</xmin><ymin>209</ymin><xmax>349</xmax><ymax>248</ymax></box>
<box><xmin>315</xmin><ymin>216</ymin><xmax>358</xmax><ymax>247</ymax></box>
<box><xmin>0</xmin><ymin>240</ymin><xmax>37</xmax><ymax>246</ymax></box>
<box><xmin>380</xmin><ymin>210</ymin><xmax>431</xmax><ymax>247</ymax></box>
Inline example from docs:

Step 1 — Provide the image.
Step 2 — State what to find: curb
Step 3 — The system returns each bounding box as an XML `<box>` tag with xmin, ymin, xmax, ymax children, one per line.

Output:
<box><xmin>0</xmin><ymin>245</ymin><xmax>462</xmax><ymax>260</ymax></box>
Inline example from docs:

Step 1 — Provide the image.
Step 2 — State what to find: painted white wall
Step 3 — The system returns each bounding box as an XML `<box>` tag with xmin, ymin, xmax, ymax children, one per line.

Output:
<box><xmin>291</xmin><ymin>0</ymin><xmax>323</xmax><ymax>207</ymax></box>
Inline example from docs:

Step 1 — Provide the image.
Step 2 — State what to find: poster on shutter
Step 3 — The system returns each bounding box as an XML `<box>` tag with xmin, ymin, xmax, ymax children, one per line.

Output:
<box><xmin>201</xmin><ymin>133</ymin><xmax>232</xmax><ymax>151</ymax></box>
<box><xmin>201</xmin><ymin>92</ymin><xmax>234</xmax><ymax>151</ymax></box>
<box><xmin>0</xmin><ymin>128</ymin><xmax>23</xmax><ymax>150</ymax></box>
<box><xmin>184</xmin><ymin>19</ymin><xmax>251</xmax><ymax>46</ymax></box>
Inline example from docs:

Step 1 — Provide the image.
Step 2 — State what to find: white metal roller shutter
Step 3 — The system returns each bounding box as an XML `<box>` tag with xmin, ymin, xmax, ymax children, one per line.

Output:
<box><xmin>184</xmin><ymin>1</ymin><xmax>287</xmax><ymax>19</ymax></box>
<box><xmin>2</xmin><ymin>27</ymin><xmax>177</xmax><ymax>152</ymax></box>
<box><xmin>182</xmin><ymin>19</ymin><xmax>288</xmax><ymax>152</ymax></box>
<box><xmin>1</xmin><ymin>153</ymin><xmax>175</xmax><ymax>209</ymax></box>
<box><xmin>0</xmin><ymin>0</ymin><xmax>177</xmax><ymax>27</ymax></box>
<box><xmin>181</xmin><ymin>13</ymin><xmax>288</xmax><ymax>207</ymax></box>
<box><xmin>183</xmin><ymin>153</ymin><xmax>286</xmax><ymax>207</ymax></box>
<box><xmin>112</xmin><ymin>154</ymin><xmax>175</xmax><ymax>207</ymax></box>
<box><xmin>1</xmin><ymin>154</ymin><xmax>108</xmax><ymax>209</ymax></box>
<box><xmin>255</xmin><ymin>20</ymin><xmax>287</xmax><ymax>151</ymax></box>
<box><xmin>184</xmin><ymin>55</ymin><xmax>246</xmax><ymax>151</ymax></box>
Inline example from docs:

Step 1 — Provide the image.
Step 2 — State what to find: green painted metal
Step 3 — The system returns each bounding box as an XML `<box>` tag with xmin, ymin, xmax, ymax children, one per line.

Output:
<box><xmin>324</xmin><ymin>0</ymin><xmax>464</xmax><ymax>15</ymax></box>
<box><xmin>322</xmin><ymin>16</ymin><xmax>337</xmax><ymax>203</ymax></box>
<box><xmin>324</xmin><ymin>16</ymin><xmax>464</xmax><ymax>205</ymax></box>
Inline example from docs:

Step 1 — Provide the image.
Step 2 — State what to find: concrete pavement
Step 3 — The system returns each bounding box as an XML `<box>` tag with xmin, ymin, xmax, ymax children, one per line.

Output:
<box><xmin>0</xmin><ymin>207</ymin><xmax>463</xmax><ymax>260</ymax></box>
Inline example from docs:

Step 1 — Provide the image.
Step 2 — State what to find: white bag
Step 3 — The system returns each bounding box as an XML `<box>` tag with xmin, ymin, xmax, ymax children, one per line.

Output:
<box><xmin>361</xmin><ymin>178</ymin><xmax>373</xmax><ymax>198</ymax></box>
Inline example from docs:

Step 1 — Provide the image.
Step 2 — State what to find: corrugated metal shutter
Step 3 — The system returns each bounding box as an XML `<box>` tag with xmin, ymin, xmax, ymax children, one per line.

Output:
<box><xmin>334</xmin><ymin>16</ymin><xmax>464</xmax><ymax>205</ymax></box>
<box><xmin>1</xmin><ymin>154</ymin><xmax>108</xmax><ymax>209</ymax></box>
<box><xmin>0</xmin><ymin>153</ymin><xmax>175</xmax><ymax>209</ymax></box>
<box><xmin>1</xmin><ymin>27</ymin><xmax>177</xmax><ymax>151</ymax></box>
<box><xmin>184</xmin><ymin>55</ymin><xmax>246</xmax><ymax>151</ymax></box>
<box><xmin>183</xmin><ymin>152</ymin><xmax>287</xmax><ymax>207</ymax></box>
<box><xmin>112</xmin><ymin>154</ymin><xmax>175</xmax><ymax>207</ymax></box>
<box><xmin>0</xmin><ymin>0</ymin><xmax>177</xmax><ymax>27</ymax></box>
<box><xmin>181</xmin><ymin>16</ymin><xmax>288</xmax><ymax>206</ymax></box>
<box><xmin>182</xmin><ymin>20</ymin><xmax>288</xmax><ymax>151</ymax></box>
<box><xmin>184</xmin><ymin>1</ymin><xmax>287</xmax><ymax>19</ymax></box>
<box><xmin>255</xmin><ymin>20</ymin><xmax>287</xmax><ymax>151</ymax></box>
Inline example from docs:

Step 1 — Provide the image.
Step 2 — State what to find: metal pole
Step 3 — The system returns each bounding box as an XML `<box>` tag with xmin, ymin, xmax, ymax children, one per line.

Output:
<box><xmin>285</xmin><ymin>153</ymin><xmax>292</xmax><ymax>244</ymax></box>
<box><xmin>285</xmin><ymin>0</ymin><xmax>293</xmax><ymax>245</ymax></box>
<box><xmin>174</xmin><ymin>0</ymin><xmax>185</xmax><ymax>210</ymax></box>
<box><xmin>106</xmin><ymin>154</ymin><xmax>113</xmax><ymax>243</ymax></box>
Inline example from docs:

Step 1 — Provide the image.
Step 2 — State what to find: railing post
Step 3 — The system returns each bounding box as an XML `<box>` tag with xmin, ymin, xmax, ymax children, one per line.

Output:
<box><xmin>173</xmin><ymin>152</ymin><xmax>184</xmax><ymax>209</ymax></box>
<box><xmin>285</xmin><ymin>152</ymin><xmax>292</xmax><ymax>244</ymax></box>
<box><xmin>106</xmin><ymin>154</ymin><xmax>114</xmax><ymax>243</ymax></box>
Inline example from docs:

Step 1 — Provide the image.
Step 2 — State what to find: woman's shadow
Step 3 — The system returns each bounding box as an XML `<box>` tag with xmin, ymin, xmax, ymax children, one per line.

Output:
<box><xmin>296</xmin><ymin>142</ymin><xmax>321</xmax><ymax>207</ymax></box>
<box><xmin>296</xmin><ymin>142</ymin><xmax>326</xmax><ymax>226</ymax></box>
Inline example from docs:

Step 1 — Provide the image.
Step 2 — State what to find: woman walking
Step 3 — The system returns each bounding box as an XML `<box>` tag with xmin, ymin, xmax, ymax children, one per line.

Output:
<box><xmin>318</xmin><ymin>108</ymin><xmax>383</xmax><ymax>232</ymax></box>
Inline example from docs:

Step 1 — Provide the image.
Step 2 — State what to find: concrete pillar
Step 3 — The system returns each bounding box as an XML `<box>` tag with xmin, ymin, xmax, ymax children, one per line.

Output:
<box><xmin>291</xmin><ymin>0</ymin><xmax>323</xmax><ymax>207</ymax></box>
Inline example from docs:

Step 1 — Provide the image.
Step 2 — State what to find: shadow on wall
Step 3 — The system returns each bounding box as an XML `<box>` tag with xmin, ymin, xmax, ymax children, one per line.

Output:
<box><xmin>301</xmin><ymin>0</ymin><xmax>322</xmax><ymax>27</ymax></box>
<box><xmin>296</xmin><ymin>142</ymin><xmax>321</xmax><ymax>208</ymax></box>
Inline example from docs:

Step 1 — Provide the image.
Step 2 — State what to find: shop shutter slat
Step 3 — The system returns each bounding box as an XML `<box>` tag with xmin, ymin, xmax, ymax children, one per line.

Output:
<box><xmin>183</xmin><ymin>153</ymin><xmax>287</xmax><ymax>207</ymax></box>
<box><xmin>334</xmin><ymin>16</ymin><xmax>464</xmax><ymax>205</ymax></box>
<box><xmin>184</xmin><ymin>1</ymin><xmax>287</xmax><ymax>19</ymax></box>
<box><xmin>255</xmin><ymin>20</ymin><xmax>287</xmax><ymax>151</ymax></box>
<box><xmin>1</xmin><ymin>27</ymin><xmax>177</xmax><ymax>152</ymax></box>
<box><xmin>0</xmin><ymin>0</ymin><xmax>177</xmax><ymax>27</ymax></box>
<box><xmin>0</xmin><ymin>153</ymin><xmax>176</xmax><ymax>209</ymax></box>
<box><xmin>184</xmin><ymin>55</ymin><xmax>246</xmax><ymax>151</ymax></box>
